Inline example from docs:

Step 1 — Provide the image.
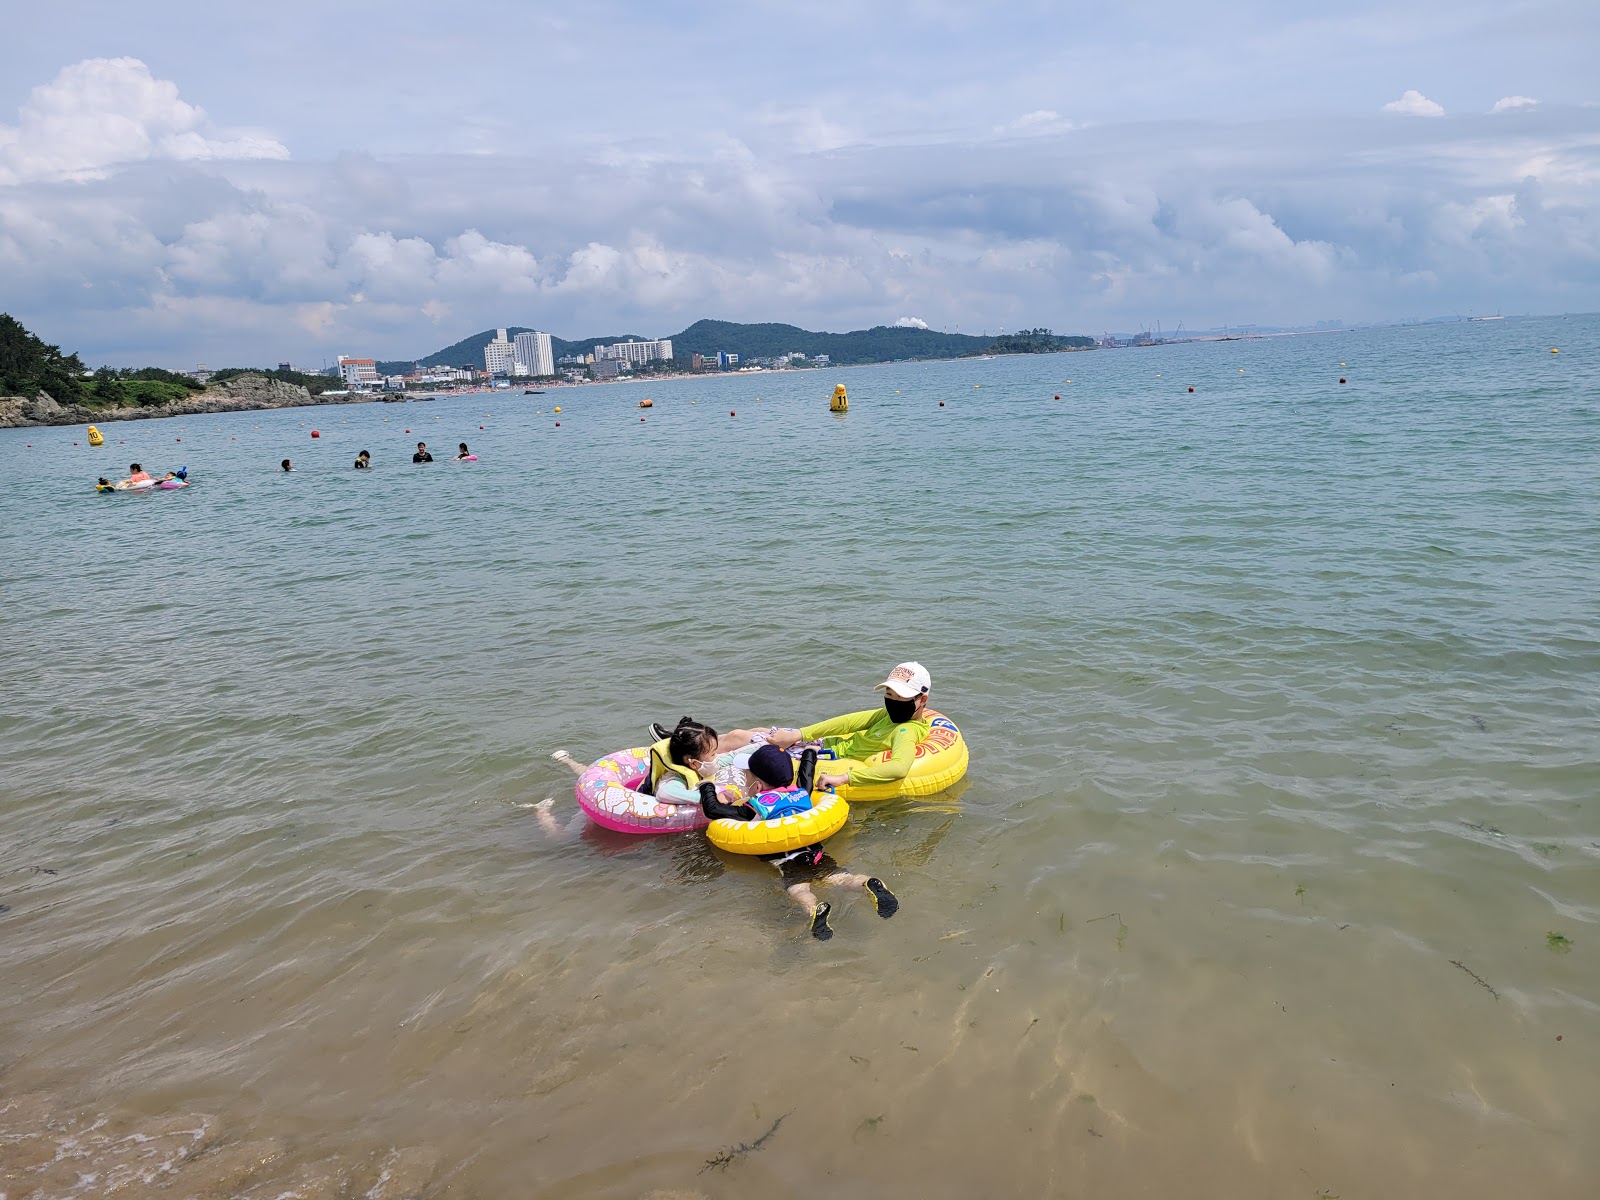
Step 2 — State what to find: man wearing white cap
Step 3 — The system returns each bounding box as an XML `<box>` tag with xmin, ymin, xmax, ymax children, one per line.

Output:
<box><xmin>766</xmin><ymin>662</ymin><xmax>933</xmax><ymax>791</ymax></box>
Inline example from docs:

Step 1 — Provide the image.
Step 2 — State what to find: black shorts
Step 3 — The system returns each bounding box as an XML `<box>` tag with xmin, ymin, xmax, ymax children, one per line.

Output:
<box><xmin>762</xmin><ymin>844</ymin><xmax>838</xmax><ymax>884</ymax></box>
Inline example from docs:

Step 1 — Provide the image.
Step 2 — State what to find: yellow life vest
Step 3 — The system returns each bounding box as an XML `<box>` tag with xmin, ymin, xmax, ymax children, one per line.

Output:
<box><xmin>647</xmin><ymin>737</ymin><xmax>700</xmax><ymax>796</ymax></box>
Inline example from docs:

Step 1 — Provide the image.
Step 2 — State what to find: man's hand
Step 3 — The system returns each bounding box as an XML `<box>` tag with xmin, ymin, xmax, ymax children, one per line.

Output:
<box><xmin>818</xmin><ymin>772</ymin><xmax>850</xmax><ymax>790</ymax></box>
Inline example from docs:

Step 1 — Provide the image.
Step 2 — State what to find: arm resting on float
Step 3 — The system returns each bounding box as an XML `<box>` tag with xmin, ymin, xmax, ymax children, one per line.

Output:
<box><xmin>653</xmin><ymin>775</ymin><xmax>704</xmax><ymax>807</ymax></box>
<box><xmin>841</xmin><ymin>723</ymin><xmax>921</xmax><ymax>786</ymax></box>
<box><xmin>797</xmin><ymin>708</ymin><xmax>880</xmax><ymax>742</ymax></box>
<box><xmin>698</xmin><ymin>782</ymin><xmax>754</xmax><ymax>821</ymax></box>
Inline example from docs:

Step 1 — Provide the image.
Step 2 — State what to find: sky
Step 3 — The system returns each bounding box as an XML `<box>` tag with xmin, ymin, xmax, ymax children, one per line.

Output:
<box><xmin>2</xmin><ymin>1</ymin><xmax>1598</xmax><ymax>368</ymax></box>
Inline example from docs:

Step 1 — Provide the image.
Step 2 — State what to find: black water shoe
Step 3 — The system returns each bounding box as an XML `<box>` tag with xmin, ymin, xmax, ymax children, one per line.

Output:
<box><xmin>810</xmin><ymin>901</ymin><xmax>834</xmax><ymax>941</ymax></box>
<box><xmin>865</xmin><ymin>878</ymin><xmax>899</xmax><ymax>919</ymax></box>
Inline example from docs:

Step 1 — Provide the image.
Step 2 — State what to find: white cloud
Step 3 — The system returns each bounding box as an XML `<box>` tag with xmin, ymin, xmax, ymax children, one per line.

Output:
<box><xmin>1382</xmin><ymin>89</ymin><xmax>1445</xmax><ymax>117</ymax></box>
<box><xmin>0</xmin><ymin>57</ymin><xmax>287</xmax><ymax>185</ymax></box>
<box><xmin>995</xmin><ymin>110</ymin><xmax>1077</xmax><ymax>137</ymax></box>
<box><xmin>4</xmin><ymin>66</ymin><xmax>1600</xmax><ymax>366</ymax></box>
<box><xmin>1491</xmin><ymin>95</ymin><xmax>1537</xmax><ymax>113</ymax></box>
<box><xmin>893</xmin><ymin>316</ymin><xmax>930</xmax><ymax>328</ymax></box>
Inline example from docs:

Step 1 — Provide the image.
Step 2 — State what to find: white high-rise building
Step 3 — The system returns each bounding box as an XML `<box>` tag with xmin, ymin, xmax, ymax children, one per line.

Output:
<box><xmin>484</xmin><ymin>328</ymin><xmax>515</xmax><ymax>376</ymax></box>
<box><xmin>513</xmin><ymin>331</ymin><xmax>554</xmax><ymax>377</ymax></box>
<box><xmin>593</xmin><ymin>338</ymin><xmax>673</xmax><ymax>367</ymax></box>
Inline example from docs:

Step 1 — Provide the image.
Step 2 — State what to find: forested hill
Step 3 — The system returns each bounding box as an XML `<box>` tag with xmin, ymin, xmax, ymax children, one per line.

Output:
<box><xmin>378</xmin><ymin>319</ymin><xmax>1092</xmax><ymax>373</ymax></box>
<box><xmin>668</xmin><ymin>319</ymin><xmax>994</xmax><ymax>364</ymax></box>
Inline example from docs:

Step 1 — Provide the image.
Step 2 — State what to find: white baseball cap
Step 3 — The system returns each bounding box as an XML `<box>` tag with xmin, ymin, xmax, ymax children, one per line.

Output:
<box><xmin>875</xmin><ymin>661</ymin><xmax>931</xmax><ymax>699</ymax></box>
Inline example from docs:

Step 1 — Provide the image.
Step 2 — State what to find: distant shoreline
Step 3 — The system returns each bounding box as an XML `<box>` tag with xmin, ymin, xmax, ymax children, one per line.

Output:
<box><xmin>0</xmin><ymin>375</ymin><xmax>374</xmax><ymax>430</ymax></box>
<box><xmin>1</xmin><ymin>348</ymin><xmax>1109</xmax><ymax>429</ymax></box>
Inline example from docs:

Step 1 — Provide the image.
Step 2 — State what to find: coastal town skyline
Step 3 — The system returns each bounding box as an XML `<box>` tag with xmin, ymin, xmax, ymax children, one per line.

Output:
<box><xmin>4</xmin><ymin>3</ymin><xmax>1598</xmax><ymax>367</ymax></box>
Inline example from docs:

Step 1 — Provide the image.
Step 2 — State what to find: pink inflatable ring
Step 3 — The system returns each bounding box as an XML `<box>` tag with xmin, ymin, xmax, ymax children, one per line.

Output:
<box><xmin>574</xmin><ymin>747</ymin><xmax>710</xmax><ymax>834</ymax></box>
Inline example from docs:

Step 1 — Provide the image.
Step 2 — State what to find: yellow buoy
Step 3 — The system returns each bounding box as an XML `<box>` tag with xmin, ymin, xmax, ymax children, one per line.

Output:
<box><xmin>830</xmin><ymin>384</ymin><xmax>848</xmax><ymax>413</ymax></box>
<box><xmin>554</xmin><ymin>406</ymin><xmax>562</xmax><ymax>413</ymax></box>
<box><xmin>1551</xmin><ymin>348</ymin><xmax>1559</xmax><ymax>354</ymax></box>
<box><xmin>86</xmin><ymin>425</ymin><xmax>104</xmax><ymax>446</ymax></box>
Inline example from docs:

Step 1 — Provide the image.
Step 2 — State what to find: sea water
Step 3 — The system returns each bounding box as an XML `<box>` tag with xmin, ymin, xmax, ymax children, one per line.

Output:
<box><xmin>1</xmin><ymin>316</ymin><xmax>1597</xmax><ymax>1199</ymax></box>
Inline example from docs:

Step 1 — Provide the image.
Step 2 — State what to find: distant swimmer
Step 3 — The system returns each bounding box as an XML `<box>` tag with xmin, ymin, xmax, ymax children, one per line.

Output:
<box><xmin>124</xmin><ymin>463</ymin><xmax>151</xmax><ymax>485</ymax></box>
<box><xmin>354</xmin><ymin>450</ymin><xmax>371</xmax><ymax>469</ymax></box>
<box><xmin>280</xmin><ymin>458</ymin><xmax>293</xmax><ymax>472</ymax></box>
<box><xmin>412</xmin><ymin>442</ymin><xmax>433</xmax><ymax>463</ymax></box>
<box><xmin>454</xmin><ymin>442</ymin><xmax>476</xmax><ymax>461</ymax></box>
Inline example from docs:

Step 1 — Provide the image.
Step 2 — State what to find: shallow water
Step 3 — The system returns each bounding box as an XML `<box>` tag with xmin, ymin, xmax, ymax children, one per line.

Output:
<box><xmin>2</xmin><ymin>316</ymin><xmax>1598</xmax><ymax>1199</ymax></box>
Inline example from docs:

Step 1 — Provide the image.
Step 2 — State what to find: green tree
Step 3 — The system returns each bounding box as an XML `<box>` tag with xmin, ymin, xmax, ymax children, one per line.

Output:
<box><xmin>0</xmin><ymin>313</ymin><xmax>89</xmax><ymax>402</ymax></box>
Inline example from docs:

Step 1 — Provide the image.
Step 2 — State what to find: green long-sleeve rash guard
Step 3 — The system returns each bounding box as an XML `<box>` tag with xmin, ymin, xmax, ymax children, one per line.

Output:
<box><xmin>798</xmin><ymin>708</ymin><xmax>931</xmax><ymax>786</ymax></box>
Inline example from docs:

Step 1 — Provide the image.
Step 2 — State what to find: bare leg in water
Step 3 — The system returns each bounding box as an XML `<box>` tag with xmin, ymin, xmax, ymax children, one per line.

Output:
<box><xmin>534</xmin><ymin>750</ymin><xmax>591</xmax><ymax>836</ymax></box>
<box><xmin>784</xmin><ymin>872</ymin><xmax>899</xmax><ymax>941</ymax></box>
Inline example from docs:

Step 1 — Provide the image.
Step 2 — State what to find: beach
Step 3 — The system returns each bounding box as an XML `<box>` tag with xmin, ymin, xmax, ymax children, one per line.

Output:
<box><xmin>2</xmin><ymin>314</ymin><xmax>1597</xmax><ymax>1199</ymax></box>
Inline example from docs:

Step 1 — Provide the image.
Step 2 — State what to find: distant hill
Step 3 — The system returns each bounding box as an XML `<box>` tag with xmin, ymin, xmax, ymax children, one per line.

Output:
<box><xmin>377</xmin><ymin>318</ymin><xmax>1092</xmax><ymax>374</ymax></box>
<box><xmin>377</xmin><ymin>329</ymin><xmax>645</xmax><ymax>374</ymax></box>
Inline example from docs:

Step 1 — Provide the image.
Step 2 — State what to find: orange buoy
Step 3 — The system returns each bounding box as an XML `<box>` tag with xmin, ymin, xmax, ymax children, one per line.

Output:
<box><xmin>639</xmin><ymin>398</ymin><xmax>653</xmax><ymax>408</ymax></box>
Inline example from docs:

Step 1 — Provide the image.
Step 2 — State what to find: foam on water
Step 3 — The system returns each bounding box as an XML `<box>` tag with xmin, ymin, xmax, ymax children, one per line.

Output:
<box><xmin>2</xmin><ymin>315</ymin><xmax>1597</xmax><ymax>1198</ymax></box>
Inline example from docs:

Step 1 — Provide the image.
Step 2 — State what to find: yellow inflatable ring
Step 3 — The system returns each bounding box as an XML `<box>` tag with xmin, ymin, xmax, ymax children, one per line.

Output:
<box><xmin>707</xmin><ymin>791</ymin><xmax>850</xmax><ymax>856</ymax></box>
<box><xmin>834</xmin><ymin>711</ymin><xmax>969</xmax><ymax>803</ymax></box>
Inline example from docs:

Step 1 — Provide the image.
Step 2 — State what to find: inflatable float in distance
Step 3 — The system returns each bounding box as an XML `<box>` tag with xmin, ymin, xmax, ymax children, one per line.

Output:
<box><xmin>574</xmin><ymin>746</ymin><xmax>710</xmax><ymax>834</ymax></box>
<box><xmin>832</xmin><ymin>712</ymin><xmax>969</xmax><ymax>803</ymax></box>
<box><xmin>706</xmin><ymin>790</ymin><xmax>850</xmax><ymax>856</ymax></box>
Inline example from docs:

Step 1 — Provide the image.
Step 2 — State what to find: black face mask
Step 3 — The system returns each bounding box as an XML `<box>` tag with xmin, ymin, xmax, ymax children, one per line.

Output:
<box><xmin>884</xmin><ymin>695</ymin><xmax>919</xmax><ymax>724</ymax></box>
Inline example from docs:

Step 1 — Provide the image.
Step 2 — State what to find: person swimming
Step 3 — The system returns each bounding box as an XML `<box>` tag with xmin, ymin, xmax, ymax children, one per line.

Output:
<box><xmin>454</xmin><ymin>442</ymin><xmax>473</xmax><ymax>460</ymax></box>
<box><xmin>280</xmin><ymin>459</ymin><xmax>293</xmax><ymax>472</ymax></box>
<box><xmin>354</xmin><ymin>450</ymin><xmax>371</xmax><ymax>469</ymax></box>
<box><xmin>697</xmin><ymin>745</ymin><xmax>899</xmax><ymax>941</ymax></box>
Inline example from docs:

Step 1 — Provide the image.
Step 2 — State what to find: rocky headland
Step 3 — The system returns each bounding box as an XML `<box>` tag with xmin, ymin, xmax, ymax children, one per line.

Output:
<box><xmin>0</xmin><ymin>374</ymin><xmax>373</xmax><ymax>428</ymax></box>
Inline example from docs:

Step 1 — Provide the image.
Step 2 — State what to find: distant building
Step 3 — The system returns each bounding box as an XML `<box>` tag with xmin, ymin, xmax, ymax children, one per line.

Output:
<box><xmin>337</xmin><ymin>356</ymin><xmax>379</xmax><ymax>388</ymax></box>
<box><xmin>188</xmin><ymin>364</ymin><xmax>213</xmax><ymax>384</ymax></box>
<box><xmin>690</xmin><ymin>353</ymin><xmax>708</xmax><ymax>372</ymax></box>
<box><xmin>513</xmin><ymin>331</ymin><xmax>555</xmax><ymax>377</ymax></box>
<box><xmin>277</xmin><ymin>361</ymin><xmax>293</xmax><ymax>372</ymax></box>
<box><xmin>812</xmin><ymin>354</ymin><xmax>829</xmax><ymax>366</ymax></box>
<box><xmin>718</xmin><ymin>351</ymin><xmax>740</xmax><ymax>369</ymax></box>
<box><xmin>484</xmin><ymin>329</ymin><xmax>516</xmax><ymax>376</ymax></box>
<box><xmin>594</xmin><ymin>338</ymin><xmax>673</xmax><ymax>367</ymax></box>
<box><xmin>591</xmin><ymin>358</ymin><xmax>621</xmax><ymax>380</ymax></box>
